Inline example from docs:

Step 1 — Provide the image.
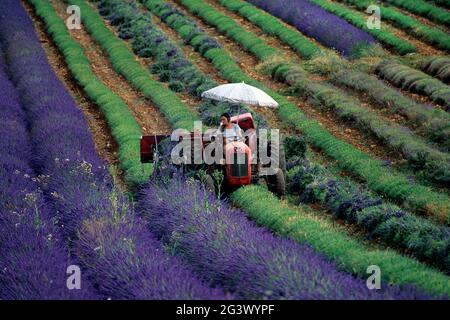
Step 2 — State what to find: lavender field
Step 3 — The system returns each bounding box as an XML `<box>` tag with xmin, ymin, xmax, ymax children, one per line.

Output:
<box><xmin>0</xmin><ymin>0</ymin><xmax>449</xmax><ymax>302</ymax></box>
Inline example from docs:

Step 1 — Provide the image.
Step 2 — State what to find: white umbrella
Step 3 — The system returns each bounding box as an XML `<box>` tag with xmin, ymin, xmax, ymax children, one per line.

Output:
<box><xmin>201</xmin><ymin>82</ymin><xmax>279</xmax><ymax>108</ymax></box>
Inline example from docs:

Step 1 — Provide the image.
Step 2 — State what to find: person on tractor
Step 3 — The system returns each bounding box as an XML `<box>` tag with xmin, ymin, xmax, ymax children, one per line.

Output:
<box><xmin>217</xmin><ymin>112</ymin><xmax>243</xmax><ymax>144</ymax></box>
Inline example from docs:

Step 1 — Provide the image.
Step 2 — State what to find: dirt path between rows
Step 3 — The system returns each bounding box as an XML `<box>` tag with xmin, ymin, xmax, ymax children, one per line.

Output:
<box><xmin>51</xmin><ymin>0</ymin><xmax>172</xmax><ymax>137</ymax></box>
<box><xmin>22</xmin><ymin>0</ymin><xmax>121</xmax><ymax>174</ymax></box>
<box><xmin>381</xmin><ymin>76</ymin><xmax>450</xmax><ymax>114</ymax></box>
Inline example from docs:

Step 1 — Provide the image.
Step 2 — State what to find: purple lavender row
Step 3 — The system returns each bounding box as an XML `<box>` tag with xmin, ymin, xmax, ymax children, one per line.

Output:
<box><xmin>246</xmin><ymin>0</ymin><xmax>376</xmax><ymax>57</ymax></box>
<box><xmin>138</xmin><ymin>175</ymin><xmax>430</xmax><ymax>299</ymax></box>
<box><xmin>0</xmin><ymin>0</ymin><xmax>223</xmax><ymax>299</ymax></box>
<box><xmin>0</xmin><ymin>52</ymin><xmax>97</xmax><ymax>299</ymax></box>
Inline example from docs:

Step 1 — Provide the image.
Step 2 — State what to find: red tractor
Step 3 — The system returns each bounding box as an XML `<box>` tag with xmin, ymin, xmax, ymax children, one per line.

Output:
<box><xmin>140</xmin><ymin>113</ymin><xmax>286</xmax><ymax>196</ymax></box>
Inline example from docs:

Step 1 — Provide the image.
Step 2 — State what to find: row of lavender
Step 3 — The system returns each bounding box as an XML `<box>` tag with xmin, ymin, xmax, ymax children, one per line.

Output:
<box><xmin>137</xmin><ymin>173</ymin><xmax>432</xmax><ymax>299</ymax></box>
<box><xmin>0</xmin><ymin>0</ymin><xmax>220</xmax><ymax>299</ymax></box>
<box><xmin>287</xmin><ymin>157</ymin><xmax>450</xmax><ymax>274</ymax></box>
<box><xmin>0</xmin><ymin>46</ymin><xmax>96</xmax><ymax>300</ymax></box>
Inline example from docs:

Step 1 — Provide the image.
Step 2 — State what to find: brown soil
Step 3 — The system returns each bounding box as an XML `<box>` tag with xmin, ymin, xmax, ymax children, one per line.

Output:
<box><xmin>401</xmin><ymin>88</ymin><xmax>449</xmax><ymax>113</ymax></box>
<box><xmin>383</xmin><ymin>21</ymin><xmax>444</xmax><ymax>56</ymax></box>
<box><xmin>333</xmin><ymin>82</ymin><xmax>410</xmax><ymax>125</ymax></box>
<box><xmin>51</xmin><ymin>0</ymin><xmax>172</xmax><ymax>136</ymax></box>
<box><xmin>85</xmin><ymin>0</ymin><xmax>202</xmax><ymax>115</ymax></box>
<box><xmin>171</xmin><ymin>0</ymin><xmax>404</xmax><ymax>163</ymax></box>
<box><xmin>22</xmin><ymin>0</ymin><xmax>122</xmax><ymax>179</ymax></box>
<box><xmin>285</xmin><ymin>93</ymin><xmax>405</xmax><ymax>163</ymax></box>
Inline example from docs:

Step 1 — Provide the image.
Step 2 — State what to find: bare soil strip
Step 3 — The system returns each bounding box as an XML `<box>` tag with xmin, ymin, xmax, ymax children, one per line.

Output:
<box><xmin>166</xmin><ymin>0</ymin><xmax>281</xmax><ymax>89</ymax></box>
<box><xmin>382</xmin><ymin>20</ymin><xmax>444</xmax><ymax>56</ymax></box>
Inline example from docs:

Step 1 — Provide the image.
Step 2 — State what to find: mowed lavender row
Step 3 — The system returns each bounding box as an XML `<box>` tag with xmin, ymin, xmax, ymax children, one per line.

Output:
<box><xmin>0</xmin><ymin>0</ymin><xmax>225</xmax><ymax>300</ymax></box>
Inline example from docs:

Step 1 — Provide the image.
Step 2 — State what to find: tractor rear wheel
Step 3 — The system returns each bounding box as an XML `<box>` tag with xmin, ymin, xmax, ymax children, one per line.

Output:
<box><xmin>268</xmin><ymin>169</ymin><xmax>286</xmax><ymax>197</ymax></box>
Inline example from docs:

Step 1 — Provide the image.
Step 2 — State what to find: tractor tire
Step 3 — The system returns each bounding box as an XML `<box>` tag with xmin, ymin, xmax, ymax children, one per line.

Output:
<box><xmin>268</xmin><ymin>169</ymin><xmax>286</xmax><ymax>197</ymax></box>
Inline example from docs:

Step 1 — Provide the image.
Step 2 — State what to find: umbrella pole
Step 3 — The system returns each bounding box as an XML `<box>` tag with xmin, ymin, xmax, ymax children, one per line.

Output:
<box><xmin>237</xmin><ymin>104</ymin><xmax>241</xmax><ymax>125</ymax></box>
